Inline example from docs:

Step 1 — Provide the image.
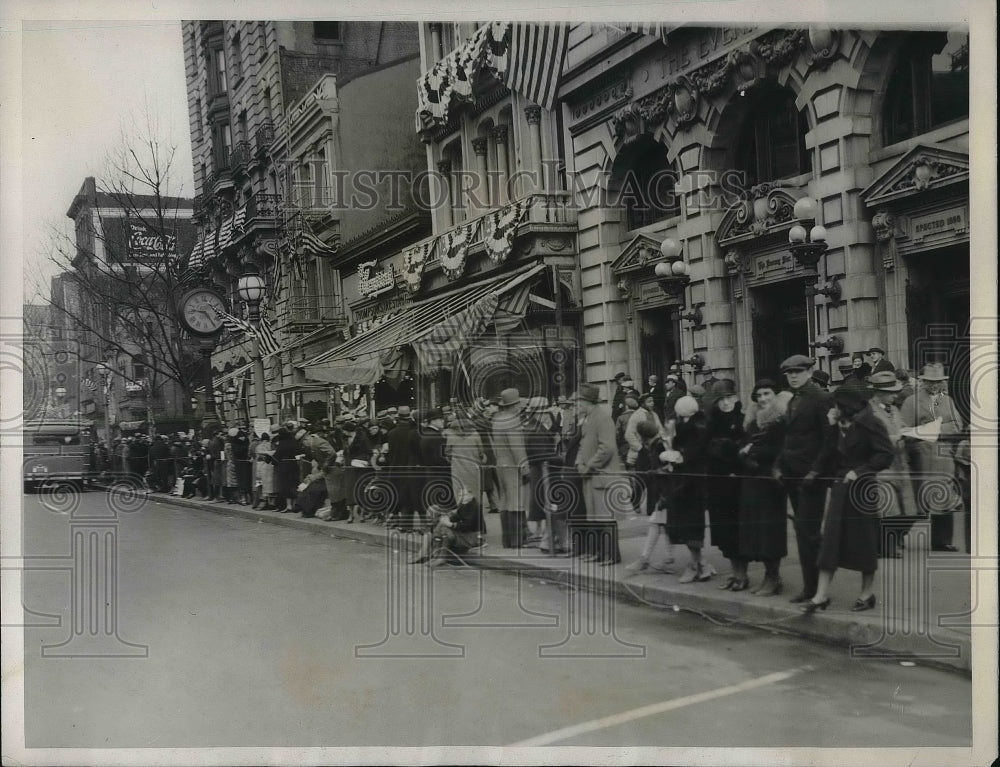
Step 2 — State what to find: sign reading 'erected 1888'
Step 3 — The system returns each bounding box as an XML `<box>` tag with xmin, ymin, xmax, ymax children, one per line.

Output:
<box><xmin>909</xmin><ymin>207</ymin><xmax>968</xmax><ymax>242</ymax></box>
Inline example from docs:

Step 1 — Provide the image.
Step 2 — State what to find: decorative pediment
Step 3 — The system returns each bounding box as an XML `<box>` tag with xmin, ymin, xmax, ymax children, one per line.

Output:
<box><xmin>716</xmin><ymin>183</ymin><xmax>803</xmax><ymax>248</ymax></box>
<box><xmin>611</xmin><ymin>233</ymin><xmax>664</xmax><ymax>275</ymax></box>
<box><xmin>862</xmin><ymin>144</ymin><xmax>969</xmax><ymax>208</ymax></box>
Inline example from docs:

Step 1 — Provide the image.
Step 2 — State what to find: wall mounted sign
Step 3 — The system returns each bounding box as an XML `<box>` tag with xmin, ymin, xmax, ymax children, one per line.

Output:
<box><xmin>753</xmin><ymin>251</ymin><xmax>796</xmax><ymax>280</ymax></box>
<box><xmin>908</xmin><ymin>207</ymin><xmax>967</xmax><ymax>242</ymax></box>
<box><xmin>358</xmin><ymin>260</ymin><xmax>396</xmax><ymax>299</ymax></box>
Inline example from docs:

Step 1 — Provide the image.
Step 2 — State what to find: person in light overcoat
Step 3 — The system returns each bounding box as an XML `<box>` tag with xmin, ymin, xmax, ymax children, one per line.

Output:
<box><xmin>491</xmin><ymin>389</ymin><xmax>530</xmax><ymax>547</ymax></box>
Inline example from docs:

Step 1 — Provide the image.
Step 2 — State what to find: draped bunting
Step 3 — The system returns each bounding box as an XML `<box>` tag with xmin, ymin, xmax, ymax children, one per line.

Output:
<box><xmin>217</xmin><ymin>216</ymin><xmax>234</xmax><ymax>251</ymax></box>
<box><xmin>416</xmin><ymin>22</ymin><xmax>510</xmax><ymax>132</ymax></box>
<box><xmin>411</xmin><ymin>293</ymin><xmax>500</xmax><ymax>372</ymax></box>
<box><xmin>402</xmin><ymin>240</ymin><xmax>433</xmax><ymax>293</ymax></box>
<box><xmin>439</xmin><ymin>221</ymin><xmax>477</xmax><ymax>281</ymax></box>
<box><xmin>482</xmin><ymin>198</ymin><xmax>531</xmax><ymax>264</ymax></box>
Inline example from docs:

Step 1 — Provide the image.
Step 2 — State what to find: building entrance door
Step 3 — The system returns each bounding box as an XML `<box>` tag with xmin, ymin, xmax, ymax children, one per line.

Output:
<box><xmin>905</xmin><ymin>245</ymin><xmax>971</xmax><ymax>425</ymax></box>
<box><xmin>751</xmin><ymin>278</ymin><xmax>809</xmax><ymax>382</ymax></box>
<box><xmin>639</xmin><ymin>308</ymin><xmax>679</xmax><ymax>384</ymax></box>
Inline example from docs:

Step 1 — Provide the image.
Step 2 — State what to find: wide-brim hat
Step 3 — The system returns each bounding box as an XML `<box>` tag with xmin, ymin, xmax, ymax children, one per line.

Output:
<box><xmin>614</xmin><ymin>371</ymin><xmax>627</xmax><ymax>381</ymax></box>
<box><xmin>811</xmin><ymin>370</ymin><xmax>831</xmax><ymax>387</ymax></box>
<box><xmin>780</xmin><ymin>354</ymin><xmax>815</xmax><ymax>373</ymax></box>
<box><xmin>868</xmin><ymin>370</ymin><xmax>903</xmax><ymax>392</ymax></box>
<box><xmin>576</xmin><ymin>383</ymin><xmax>601</xmax><ymax>404</ymax></box>
<box><xmin>498</xmin><ymin>388</ymin><xmax>522</xmax><ymax>408</ymax></box>
<box><xmin>396</xmin><ymin>406</ymin><xmax>412</xmax><ymax>418</ymax></box>
<box><xmin>711</xmin><ymin>378</ymin><xmax>737</xmax><ymax>398</ymax></box>
<box><xmin>918</xmin><ymin>363</ymin><xmax>948</xmax><ymax>381</ymax></box>
<box><xmin>833</xmin><ymin>378</ymin><xmax>872</xmax><ymax>408</ymax></box>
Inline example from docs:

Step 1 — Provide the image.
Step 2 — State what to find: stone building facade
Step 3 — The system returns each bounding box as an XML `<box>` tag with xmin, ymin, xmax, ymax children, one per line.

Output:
<box><xmin>560</xmin><ymin>25</ymin><xmax>969</xmax><ymax>403</ymax></box>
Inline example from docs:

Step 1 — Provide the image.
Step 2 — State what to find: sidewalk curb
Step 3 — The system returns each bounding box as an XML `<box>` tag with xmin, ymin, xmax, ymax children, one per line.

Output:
<box><xmin>150</xmin><ymin>493</ymin><xmax>972</xmax><ymax>676</ymax></box>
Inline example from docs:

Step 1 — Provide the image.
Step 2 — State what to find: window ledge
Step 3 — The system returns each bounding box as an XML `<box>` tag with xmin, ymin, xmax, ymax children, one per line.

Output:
<box><xmin>871</xmin><ymin>118</ymin><xmax>970</xmax><ymax>163</ymax></box>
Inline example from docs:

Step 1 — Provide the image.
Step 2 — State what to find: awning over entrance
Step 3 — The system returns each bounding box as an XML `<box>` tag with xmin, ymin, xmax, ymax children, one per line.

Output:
<box><xmin>299</xmin><ymin>262</ymin><xmax>546</xmax><ymax>386</ymax></box>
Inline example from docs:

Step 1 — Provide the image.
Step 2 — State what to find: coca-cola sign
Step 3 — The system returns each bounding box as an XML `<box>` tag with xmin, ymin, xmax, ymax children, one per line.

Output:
<box><xmin>129</xmin><ymin>223</ymin><xmax>177</xmax><ymax>259</ymax></box>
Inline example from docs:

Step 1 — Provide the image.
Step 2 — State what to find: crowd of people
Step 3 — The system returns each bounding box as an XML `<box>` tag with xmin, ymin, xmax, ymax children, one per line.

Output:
<box><xmin>93</xmin><ymin>346</ymin><xmax>971</xmax><ymax>605</ymax></box>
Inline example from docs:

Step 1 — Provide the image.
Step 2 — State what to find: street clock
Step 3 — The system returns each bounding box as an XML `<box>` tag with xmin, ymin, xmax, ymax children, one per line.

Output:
<box><xmin>178</xmin><ymin>288</ymin><xmax>227</xmax><ymax>337</ymax></box>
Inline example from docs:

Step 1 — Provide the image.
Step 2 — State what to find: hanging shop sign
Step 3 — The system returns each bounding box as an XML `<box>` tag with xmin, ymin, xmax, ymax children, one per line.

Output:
<box><xmin>358</xmin><ymin>260</ymin><xmax>397</xmax><ymax>298</ymax></box>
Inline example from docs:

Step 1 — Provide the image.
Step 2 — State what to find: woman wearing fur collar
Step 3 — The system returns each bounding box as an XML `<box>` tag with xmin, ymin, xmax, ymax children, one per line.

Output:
<box><xmin>737</xmin><ymin>380</ymin><xmax>793</xmax><ymax>596</ymax></box>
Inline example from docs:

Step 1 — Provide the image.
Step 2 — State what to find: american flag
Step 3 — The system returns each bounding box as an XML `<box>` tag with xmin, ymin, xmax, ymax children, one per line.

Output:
<box><xmin>502</xmin><ymin>23</ymin><xmax>569</xmax><ymax>111</ymax></box>
<box><xmin>209</xmin><ymin>306</ymin><xmax>281</xmax><ymax>359</ymax></box>
<box><xmin>298</xmin><ymin>227</ymin><xmax>338</xmax><ymax>259</ymax></box>
<box><xmin>210</xmin><ymin>305</ymin><xmax>254</xmax><ymax>336</ymax></box>
<box><xmin>81</xmin><ymin>378</ymin><xmax>98</xmax><ymax>392</ymax></box>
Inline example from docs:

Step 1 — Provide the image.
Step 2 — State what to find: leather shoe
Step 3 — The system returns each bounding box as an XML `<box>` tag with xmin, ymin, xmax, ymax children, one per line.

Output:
<box><xmin>850</xmin><ymin>594</ymin><xmax>876</xmax><ymax>612</ymax></box>
<box><xmin>789</xmin><ymin>592</ymin><xmax>814</xmax><ymax>604</ymax></box>
<box><xmin>800</xmin><ymin>597</ymin><xmax>831</xmax><ymax>614</ymax></box>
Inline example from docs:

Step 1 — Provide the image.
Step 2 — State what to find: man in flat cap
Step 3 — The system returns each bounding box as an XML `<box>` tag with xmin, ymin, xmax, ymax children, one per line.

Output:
<box><xmin>774</xmin><ymin>354</ymin><xmax>836</xmax><ymax>603</ymax></box>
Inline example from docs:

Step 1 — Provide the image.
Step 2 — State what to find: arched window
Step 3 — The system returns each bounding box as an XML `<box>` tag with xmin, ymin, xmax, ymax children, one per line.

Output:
<box><xmin>611</xmin><ymin>136</ymin><xmax>680</xmax><ymax>231</ymax></box>
<box><xmin>883</xmin><ymin>31</ymin><xmax>969</xmax><ymax>146</ymax></box>
<box><xmin>733</xmin><ymin>82</ymin><xmax>810</xmax><ymax>188</ymax></box>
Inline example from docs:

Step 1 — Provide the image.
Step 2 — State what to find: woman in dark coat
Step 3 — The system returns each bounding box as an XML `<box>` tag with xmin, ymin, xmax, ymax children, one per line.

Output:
<box><xmin>803</xmin><ymin>379</ymin><xmax>896</xmax><ymax>613</ymax></box>
<box><xmin>737</xmin><ymin>380</ymin><xmax>792</xmax><ymax>596</ymax></box>
<box><xmin>703</xmin><ymin>379</ymin><xmax>746</xmax><ymax>590</ymax></box>
<box><xmin>342</xmin><ymin>418</ymin><xmax>373</xmax><ymax>522</ymax></box>
<box><xmin>663</xmin><ymin>395</ymin><xmax>713</xmax><ymax>583</ymax></box>
<box><xmin>231</xmin><ymin>428</ymin><xmax>252</xmax><ymax>504</ymax></box>
<box><xmin>271</xmin><ymin>427</ymin><xmax>302</xmax><ymax>512</ymax></box>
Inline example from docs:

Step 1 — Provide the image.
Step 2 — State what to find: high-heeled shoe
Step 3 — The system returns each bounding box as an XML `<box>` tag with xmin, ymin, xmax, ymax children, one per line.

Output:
<box><xmin>850</xmin><ymin>594</ymin><xmax>876</xmax><ymax>612</ymax></box>
<box><xmin>800</xmin><ymin>597</ymin><xmax>831</xmax><ymax>614</ymax></box>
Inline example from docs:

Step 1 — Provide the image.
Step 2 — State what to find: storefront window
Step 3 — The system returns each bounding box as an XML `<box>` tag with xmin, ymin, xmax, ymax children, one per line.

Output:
<box><xmin>883</xmin><ymin>31</ymin><xmax>969</xmax><ymax>146</ymax></box>
<box><xmin>733</xmin><ymin>82</ymin><xmax>810</xmax><ymax>188</ymax></box>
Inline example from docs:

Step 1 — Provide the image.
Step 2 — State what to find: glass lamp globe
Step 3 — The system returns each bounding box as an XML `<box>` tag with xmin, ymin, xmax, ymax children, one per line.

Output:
<box><xmin>671</xmin><ymin>260</ymin><xmax>688</xmax><ymax>276</ymax></box>
<box><xmin>810</xmin><ymin>225</ymin><xmax>828</xmax><ymax>242</ymax></box>
<box><xmin>789</xmin><ymin>225</ymin><xmax>808</xmax><ymax>244</ymax></box>
<box><xmin>654</xmin><ymin>261</ymin><xmax>672</xmax><ymax>278</ymax></box>
<box><xmin>659</xmin><ymin>237</ymin><xmax>682</xmax><ymax>260</ymax></box>
<box><xmin>793</xmin><ymin>196</ymin><xmax>818</xmax><ymax>221</ymax></box>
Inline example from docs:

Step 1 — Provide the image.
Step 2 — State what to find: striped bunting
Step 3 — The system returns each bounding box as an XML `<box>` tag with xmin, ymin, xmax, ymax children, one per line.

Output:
<box><xmin>209</xmin><ymin>306</ymin><xmax>282</xmax><ymax>360</ymax></box>
<box><xmin>217</xmin><ymin>216</ymin><xmax>234</xmax><ymax>251</ymax></box>
<box><xmin>299</xmin><ymin>227</ymin><xmax>338</xmax><ymax>259</ymax></box>
<box><xmin>211</xmin><ymin>305</ymin><xmax>253</xmax><ymax>336</ymax></box>
<box><xmin>502</xmin><ymin>23</ymin><xmax>569</xmax><ymax>111</ymax></box>
<box><xmin>202</xmin><ymin>228</ymin><xmax>217</xmax><ymax>262</ymax></box>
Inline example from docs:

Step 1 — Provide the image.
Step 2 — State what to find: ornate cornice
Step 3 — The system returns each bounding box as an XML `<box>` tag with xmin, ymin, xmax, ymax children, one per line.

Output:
<box><xmin>716</xmin><ymin>183</ymin><xmax>801</xmax><ymax>247</ymax></box>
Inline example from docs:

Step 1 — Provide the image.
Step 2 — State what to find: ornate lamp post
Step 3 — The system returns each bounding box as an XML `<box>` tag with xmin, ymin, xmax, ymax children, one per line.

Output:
<box><xmin>654</xmin><ymin>237</ymin><xmax>704</xmax><ymax>374</ymax></box>
<box><xmin>788</xmin><ymin>196</ymin><xmax>843</xmax><ymax>356</ymax></box>
<box><xmin>225</xmin><ymin>384</ymin><xmax>238</xmax><ymax>426</ymax></box>
<box><xmin>237</xmin><ymin>265</ymin><xmax>268</xmax><ymax>423</ymax></box>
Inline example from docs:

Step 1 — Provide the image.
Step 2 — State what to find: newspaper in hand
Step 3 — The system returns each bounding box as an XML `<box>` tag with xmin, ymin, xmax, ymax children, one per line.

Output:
<box><xmin>900</xmin><ymin>417</ymin><xmax>942</xmax><ymax>443</ymax></box>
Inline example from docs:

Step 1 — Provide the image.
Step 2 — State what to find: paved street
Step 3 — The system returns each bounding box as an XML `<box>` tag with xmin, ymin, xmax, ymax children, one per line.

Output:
<box><xmin>21</xmin><ymin>489</ymin><xmax>971</xmax><ymax>749</ymax></box>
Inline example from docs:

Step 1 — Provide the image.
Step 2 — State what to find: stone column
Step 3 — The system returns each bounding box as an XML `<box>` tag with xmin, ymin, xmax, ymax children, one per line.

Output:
<box><xmin>492</xmin><ymin>125</ymin><xmax>510</xmax><ymax>206</ymax></box>
<box><xmin>471</xmin><ymin>136</ymin><xmax>491</xmax><ymax>213</ymax></box>
<box><xmin>436</xmin><ymin>159</ymin><xmax>453</xmax><ymax>230</ymax></box>
<box><xmin>428</xmin><ymin>23</ymin><xmax>443</xmax><ymax>62</ymax></box>
<box><xmin>524</xmin><ymin>105</ymin><xmax>544</xmax><ymax>193</ymax></box>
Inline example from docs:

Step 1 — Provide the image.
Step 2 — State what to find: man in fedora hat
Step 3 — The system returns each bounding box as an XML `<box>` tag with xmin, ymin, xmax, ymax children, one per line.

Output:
<box><xmin>899</xmin><ymin>362</ymin><xmax>964</xmax><ymax>552</ymax></box>
<box><xmin>774</xmin><ymin>354</ymin><xmax>836</xmax><ymax>603</ymax></box>
<box><xmin>868</xmin><ymin>371</ymin><xmax>912</xmax><ymax>557</ymax></box>
<box><xmin>491</xmin><ymin>389</ymin><xmax>530</xmax><ymax>547</ymax></box>
<box><xmin>866</xmin><ymin>347</ymin><xmax>895</xmax><ymax>376</ymax></box>
<box><xmin>574</xmin><ymin>383</ymin><xmax>625</xmax><ymax>565</ymax></box>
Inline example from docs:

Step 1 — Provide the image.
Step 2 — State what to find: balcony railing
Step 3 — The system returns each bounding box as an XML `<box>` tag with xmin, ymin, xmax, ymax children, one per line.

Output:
<box><xmin>254</xmin><ymin>122</ymin><xmax>275</xmax><ymax>158</ymax></box>
<box><xmin>246</xmin><ymin>192</ymin><xmax>281</xmax><ymax>223</ymax></box>
<box><xmin>281</xmin><ymin>295</ymin><xmax>348</xmax><ymax>331</ymax></box>
<box><xmin>230</xmin><ymin>141</ymin><xmax>251</xmax><ymax>175</ymax></box>
<box><xmin>426</xmin><ymin>190</ymin><xmax>577</xmax><ymax>266</ymax></box>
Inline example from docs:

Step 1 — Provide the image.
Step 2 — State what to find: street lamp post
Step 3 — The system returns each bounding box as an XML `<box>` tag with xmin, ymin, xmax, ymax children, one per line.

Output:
<box><xmin>237</xmin><ymin>265</ymin><xmax>268</xmax><ymax>425</ymax></box>
<box><xmin>213</xmin><ymin>388</ymin><xmax>225</xmax><ymax>424</ymax></box>
<box><xmin>96</xmin><ymin>362</ymin><xmax>112</xmax><ymax>440</ymax></box>
<box><xmin>653</xmin><ymin>237</ymin><xmax>696</xmax><ymax>374</ymax></box>
<box><xmin>225</xmin><ymin>385</ymin><xmax>238</xmax><ymax>426</ymax></box>
<box><xmin>787</xmin><ymin>196</ymin><xmax>841</xmax><ymax>355</ymax></box>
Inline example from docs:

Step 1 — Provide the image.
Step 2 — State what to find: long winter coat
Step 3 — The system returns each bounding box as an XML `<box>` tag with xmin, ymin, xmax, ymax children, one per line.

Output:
<box><xmin>738</xmin><ymin>393</ymin><xmax>792</xmax><ymax>561</ymax></box>
<box><xmin>446</xmin><ymin>429</ymin><xmax>484</xmax><ymax>504</ymax></box>
<box><xmin>492</xmin><ymin>407</ymin><xmax>529</xmax><ymax>514</ymax></box>
<box><xmin>817</xmin><ymin>404</ymin><xmax>896</xmax><ymax>573</ymax></box>
<box><xmin>777</xmin><ymin>380</ymin><xmax>835</xmax><ymax>479</ymax></box>
<box><xmin>665</xmin><ymin>411</ymin><xmax>708</xmax><ymax>545</ymax></box>
<box><xmin>575</xmin><ymin>403</ymin><xmax>624</xmax><ymax>520</ymax></box>
<box><xmin>704</xmin><ymin>402</ymin><xmax>745</xmax><ymax>560</ymax></box>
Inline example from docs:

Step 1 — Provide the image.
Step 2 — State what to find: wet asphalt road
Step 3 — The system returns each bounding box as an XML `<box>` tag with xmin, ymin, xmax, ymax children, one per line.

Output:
<box><xmin>19</xmin><ymin>490</ymin><xmax>972</xmax><ymax>750</ymax></box>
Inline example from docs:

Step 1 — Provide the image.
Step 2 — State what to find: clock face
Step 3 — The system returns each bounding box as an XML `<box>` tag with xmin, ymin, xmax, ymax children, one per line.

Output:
<box><xmin>180</xmin><ymin>290</ymin><xmax>226</xmax><ymax>336</ymax></box>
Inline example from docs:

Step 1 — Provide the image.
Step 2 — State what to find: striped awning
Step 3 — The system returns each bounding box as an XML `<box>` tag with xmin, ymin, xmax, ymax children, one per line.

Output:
<box><xmin>187</xmin><ymin>238</ymin><xmax>205</xmax><ymax>270</ymax></box>
<box><xmin>202</xmin><ymin>228</ymin><xmax>217</xmax><ymax>261</ymax></box>
<box><xmin>217</xmin><ymin>217</ymin><xmax>234</xmax><ymax>251</ymax></box>
<box><xmin>299</xmin><ymin>262</ymin><xmax>546</xmax><ymax>386</ymax></box>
